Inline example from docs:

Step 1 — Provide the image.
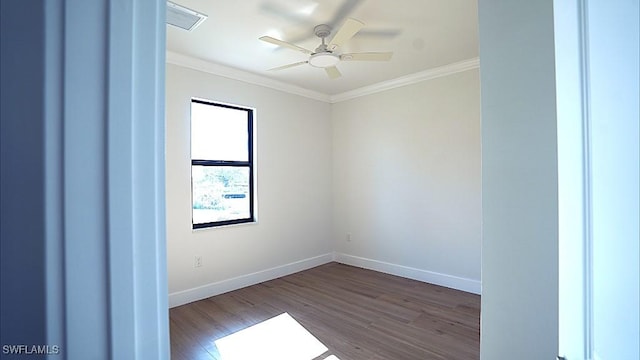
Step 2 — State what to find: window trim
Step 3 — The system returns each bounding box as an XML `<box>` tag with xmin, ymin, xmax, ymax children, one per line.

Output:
<box><xmin>190</xmin><ymin>98</ymin><xmax>255</xmax><ymax>229</ymax></box>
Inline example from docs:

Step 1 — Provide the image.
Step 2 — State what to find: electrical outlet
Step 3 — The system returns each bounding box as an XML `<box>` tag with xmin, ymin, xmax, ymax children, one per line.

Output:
<box><xmin>194</xmin><ymin>256</ymin><xmax>203</xmax><ymax>268</ymax></box>
<box><xmin>346</xmin><ymin>233</ymin><xmax>352</xmax><ymax>242</ymax></box>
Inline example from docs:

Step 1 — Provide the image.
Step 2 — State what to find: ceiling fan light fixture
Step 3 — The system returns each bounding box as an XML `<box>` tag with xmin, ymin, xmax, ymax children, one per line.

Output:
<box><xmin>308</xmin><ymin>53</ymin><xmax>340</xmax><ymax>68</ymax></box>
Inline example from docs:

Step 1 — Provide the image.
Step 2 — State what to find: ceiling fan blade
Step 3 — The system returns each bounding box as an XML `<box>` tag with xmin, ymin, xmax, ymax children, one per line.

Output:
<box><xmin>341</xmin><ymin>52</ymin><xmax>393</xmax><ymax>61</ymax></box>
<box><xmin>328</xmin><ymin>18</ymin><xmax>364</xmax><ymax>51</ymax></box>
<box><xmin>325</xmin><ymin>66</ymin><xmax>342</xmax><ymax>79</ymax></box>
<box><xmin>356</xmin><ymin>29</ymin><xmax>403</xmax><ymax>38</ymax></box>
<box><xmin>268</xmin><ymin>61</ymin><xmax>308</xmax><ymax>71</ymax></box>
<box><xmin>259</xmin><ymin>36</ymin><xmax>313</xmax><ymax>55</ymax></box>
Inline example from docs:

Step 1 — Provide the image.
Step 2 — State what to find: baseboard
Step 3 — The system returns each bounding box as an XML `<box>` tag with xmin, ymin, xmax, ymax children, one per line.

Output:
<box><xmin>169</xmin><ymin>252</ymin><xmax>480</xmax><ymax>308</ymax></box>
<box><xmin>333</xmin><ymin>252</ymin><xmax>481</xmax><ymax>295</ymax></box>
<box><xmin>169</xmin><ymin>253</ymin><xmax>334</xmax><ymax>308</ymax></box>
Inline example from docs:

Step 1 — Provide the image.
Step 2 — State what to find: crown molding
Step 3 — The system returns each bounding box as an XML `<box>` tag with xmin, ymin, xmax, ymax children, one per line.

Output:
<box><xmin>166</xmin><ymin>51</ymin><xmax>479</xmax><ymax>104</ymax></box>
<box><xmin>329</xmin><ymin>57</ymin><xmax>480</xmax><ymax>103</ymax></box>
<box><xmin>166</xmin><ymin>51</ymin><xmax>331</xmax><ymax>103</ymax></box>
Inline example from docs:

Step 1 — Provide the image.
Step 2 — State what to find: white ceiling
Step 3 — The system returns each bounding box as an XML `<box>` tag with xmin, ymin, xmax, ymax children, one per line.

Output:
<box><xmin>166</xmin><ymin>0</ymin><xmax>478</xmax><ymax>96</ymax></box>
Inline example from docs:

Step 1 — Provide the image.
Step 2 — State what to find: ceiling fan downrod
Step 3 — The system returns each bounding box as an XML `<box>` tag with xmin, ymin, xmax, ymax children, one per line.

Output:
<box><xmin>313</xmin><ymin>24</ymin><xmax>332</xmax><ymax>53</ymax></box>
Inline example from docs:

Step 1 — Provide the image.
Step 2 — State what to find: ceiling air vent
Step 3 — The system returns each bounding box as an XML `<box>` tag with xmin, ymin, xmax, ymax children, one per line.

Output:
<box><xmin>166</xmin><ymin>1</ymin><xmax>207</xmax><ymax>31</ymax></box>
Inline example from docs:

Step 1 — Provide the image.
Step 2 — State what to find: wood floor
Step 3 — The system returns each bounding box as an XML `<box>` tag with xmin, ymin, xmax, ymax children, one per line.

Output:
<box><xmin>170</xmin><ymin>263</ymin><xmax>480</xmax><ymax>360</ymax></box>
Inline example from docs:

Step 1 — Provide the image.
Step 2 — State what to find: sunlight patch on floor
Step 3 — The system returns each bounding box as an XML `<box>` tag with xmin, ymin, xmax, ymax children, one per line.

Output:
<box><xmin>214</xmin><ymin>312</ymin><xmax>340</xmax><ymax>360</ymax></box>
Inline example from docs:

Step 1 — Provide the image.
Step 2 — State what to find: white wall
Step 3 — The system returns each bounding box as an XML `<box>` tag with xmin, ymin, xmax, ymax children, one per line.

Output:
<box><xmin>331</xmin><ymin>69</ymin><xmax>482</xmax><ymax>293</ymax></box>
<box><xmin>478</xmin><ymin>0</ymin><xmax>559</xmax><ymax>359</ymax></box>
<box><xmin>166</xmin><ymin>63</ymin><xmax>333</xmax><ymax>306</ymax></box>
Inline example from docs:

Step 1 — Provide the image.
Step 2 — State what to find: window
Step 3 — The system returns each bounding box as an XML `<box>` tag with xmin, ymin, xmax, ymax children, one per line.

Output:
<box><xmin>191</xmin><ymin>99</ymin><xmax>255</xmax><ymax>228</ymax></box>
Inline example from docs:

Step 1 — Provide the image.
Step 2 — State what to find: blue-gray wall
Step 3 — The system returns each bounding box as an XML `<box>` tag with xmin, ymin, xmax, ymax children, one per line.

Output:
<box><xmin>1</xmin><ymin>0</ymin><xmax>48</xmax><ymax>354</ymax></box>
<box><xmin>1</xmin><ymin>1</ymin><xmax>169</xmax><ymax>358</ymax></box>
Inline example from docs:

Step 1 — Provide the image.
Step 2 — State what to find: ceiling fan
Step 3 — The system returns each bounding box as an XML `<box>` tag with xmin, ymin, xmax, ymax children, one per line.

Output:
<box><xmin>259</xmin><ymin>18</ymin><xmax>393</xmax><ymax>79</ymax></box>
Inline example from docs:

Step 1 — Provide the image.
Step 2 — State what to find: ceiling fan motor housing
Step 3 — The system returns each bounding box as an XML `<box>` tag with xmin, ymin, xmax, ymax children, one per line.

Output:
<box><xmin>314</xmin><ymin>24</ymin><xmax>332</xmax><ymax>39</ymax></box>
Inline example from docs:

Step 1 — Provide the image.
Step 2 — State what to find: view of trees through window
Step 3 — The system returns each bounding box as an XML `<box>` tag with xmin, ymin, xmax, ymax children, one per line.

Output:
<box><xmin>192</xmin><ymin>166</ymin><xmax>250</xmax><ymax>224</ymax></box>
<box><xmin>191</xmin><ymin>99</ymin><xmax>254</xmax><ymax>228</ymax></box>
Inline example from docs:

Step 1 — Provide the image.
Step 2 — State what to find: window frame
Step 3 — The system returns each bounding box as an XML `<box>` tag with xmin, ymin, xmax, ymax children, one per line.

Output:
<box><xmin>190</xmin><ymin>98</ymin><xmax>255</xmax><ymax>229</ymax></box>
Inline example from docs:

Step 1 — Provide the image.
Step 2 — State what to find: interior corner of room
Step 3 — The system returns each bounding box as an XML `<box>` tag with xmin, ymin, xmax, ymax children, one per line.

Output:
<box><xmin>164</xmin><ymin>0</ymin><xmax>483</xmax><ymax>311</ymax></box>
<box><xmin>164</xmin><ymin>58</ymin><xmax>482</xmax><ymax>308</ymax></box>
